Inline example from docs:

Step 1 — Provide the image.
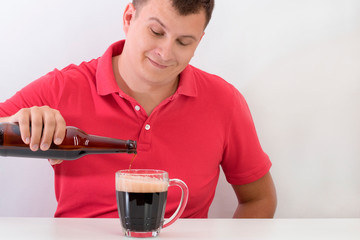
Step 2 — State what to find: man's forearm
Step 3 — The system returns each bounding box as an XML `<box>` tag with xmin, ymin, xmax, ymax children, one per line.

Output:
<box><xmin>233</xmin><ymin>198</ymin><xmax>277</xmax><ymax>218</ymax></box>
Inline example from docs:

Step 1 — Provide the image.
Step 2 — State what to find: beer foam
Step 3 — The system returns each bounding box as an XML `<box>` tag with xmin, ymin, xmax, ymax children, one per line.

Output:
<box><xmin>116</xmin><ymin>175</ymin><xmax>168</xmax><ymax>193</ymax></box>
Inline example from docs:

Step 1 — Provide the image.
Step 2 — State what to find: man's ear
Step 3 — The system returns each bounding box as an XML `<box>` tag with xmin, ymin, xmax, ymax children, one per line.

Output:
<box><xmin>123</xmin><ymin>3</ymin><xmax>136</xmax><ymax>35</ymax></box>
<box><xmin>200</xmin><ymin>32</ymin><xmax>205</xmax><ymax>41</ymax></box>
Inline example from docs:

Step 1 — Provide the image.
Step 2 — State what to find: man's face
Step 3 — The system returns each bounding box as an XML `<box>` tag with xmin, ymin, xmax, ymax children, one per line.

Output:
<box><xmin>122</xmin><ymin>0</ymin><xmax>206</xmax><ymax>86</ymax></box>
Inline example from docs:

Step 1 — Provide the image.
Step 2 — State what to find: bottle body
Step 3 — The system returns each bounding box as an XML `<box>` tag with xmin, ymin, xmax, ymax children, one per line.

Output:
<box><xmin>0</xmin><ymin>123</ymin><xmax>137</xmax><ymax>160</ymax></box>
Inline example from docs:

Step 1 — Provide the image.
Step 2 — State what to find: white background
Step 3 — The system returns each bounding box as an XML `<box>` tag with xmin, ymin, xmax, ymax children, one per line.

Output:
<box><xmin>0</xmin><ymin>0</ymin><xmax>359</xmax><ymax>218</ymax></box>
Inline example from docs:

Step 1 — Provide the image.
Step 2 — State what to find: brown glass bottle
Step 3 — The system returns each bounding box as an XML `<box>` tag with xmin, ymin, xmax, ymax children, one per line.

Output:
<box><xmin>0</xmin><ymin>122</ymin><xmax>137</xmax><ymax>160</ymax></box>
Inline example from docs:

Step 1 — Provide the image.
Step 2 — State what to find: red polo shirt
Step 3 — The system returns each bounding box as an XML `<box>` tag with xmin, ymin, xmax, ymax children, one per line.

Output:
<box><xmin>0</xmin><ymin>40</ymin><xmax>271</xmax><ymax>218</ymax></box>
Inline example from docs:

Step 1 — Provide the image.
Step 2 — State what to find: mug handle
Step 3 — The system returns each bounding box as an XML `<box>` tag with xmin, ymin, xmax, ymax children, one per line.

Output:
<box><xmin>162</xmin><ymin>179</ymin><xmax>189</xmax><ymax>228</ymax></box>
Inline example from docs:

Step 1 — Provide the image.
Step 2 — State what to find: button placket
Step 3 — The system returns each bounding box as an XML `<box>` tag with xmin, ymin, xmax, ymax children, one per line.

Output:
<box><xmin>135</xmin><ymin>105</ymin><xmax>160</xmax><ymax>152</ymax></box>
<box><xmin>132</xmin><ymin>104</ymin><xmax>146</xmax><ymax>120</ymax></box>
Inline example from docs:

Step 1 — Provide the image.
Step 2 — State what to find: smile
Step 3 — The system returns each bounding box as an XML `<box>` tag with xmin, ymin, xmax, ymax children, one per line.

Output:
<box><xmin>147</xmin><ymin>57</ymin><xmax>169</xmax><ymax>69</ymax></box>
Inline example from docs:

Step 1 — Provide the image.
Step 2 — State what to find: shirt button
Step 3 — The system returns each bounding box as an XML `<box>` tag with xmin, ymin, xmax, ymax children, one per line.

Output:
<box><xmin>145</xmin><ymin>124</ymin><xmax>151</xmax><ymax>130</ymax></box>
<box><xmin>134</xmin><ymin>105</ymin><xmax>141</xmax><ymax>111</ymax></box>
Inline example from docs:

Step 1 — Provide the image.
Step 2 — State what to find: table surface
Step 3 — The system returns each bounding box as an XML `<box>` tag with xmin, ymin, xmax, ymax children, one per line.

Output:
<box><xmin>0</xmin><ymin>218</ymin><xmax>359</xmax><ymax>240</ymax></box>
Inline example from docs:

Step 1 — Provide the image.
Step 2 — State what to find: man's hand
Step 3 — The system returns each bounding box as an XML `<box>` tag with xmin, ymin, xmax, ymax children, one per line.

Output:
<box><xmin>0</xmin><ymin>106</ymin><xmax>66</xmax><ymax>165</ymax></box>
<box><xmin>49</xmin><ymin>159</ymin><xmax>64</xmax><ymax>165</ymax></box>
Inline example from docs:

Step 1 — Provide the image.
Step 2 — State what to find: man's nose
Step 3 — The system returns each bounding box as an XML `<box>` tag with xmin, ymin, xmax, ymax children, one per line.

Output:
<box><xmin>156</xmin><ymin>39</ymin><xmax>175</xmax><ymax>61</ymax></box>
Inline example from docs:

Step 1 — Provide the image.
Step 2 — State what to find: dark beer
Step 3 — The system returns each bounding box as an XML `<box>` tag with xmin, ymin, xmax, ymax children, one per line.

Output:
<box><xmin>116</xmin><ymin>191</ymin><xmax>168</xmax><ymax>232</ymax></box>
<box><xmin>116</xmin><ymin>171</ymin><xmax>169</xmax><ymax>233</ymax></box>
<box><xmin>116</xmin><ymin>170</ymin><xmax>188</xmax><ymax>237</ymax></box>
<box><xmin>0</xmin><ymin>122</ymin><xmax>137</xmax><ymax>160</ymax></box>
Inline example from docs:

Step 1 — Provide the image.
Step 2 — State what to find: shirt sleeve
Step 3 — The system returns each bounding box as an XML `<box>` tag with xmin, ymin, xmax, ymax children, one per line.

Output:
<box><xmin>0</xmin><ymin>69</ymin><xmax>64</xmax><ymax>117</ymax></box>
<box><xmin>221</xmin><ymin>88</ymin><xmax>272</xmax><ymax>185</ymax></box>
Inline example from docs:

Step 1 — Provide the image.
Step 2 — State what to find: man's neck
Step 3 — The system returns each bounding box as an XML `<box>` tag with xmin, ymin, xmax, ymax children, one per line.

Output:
<box><xmin>112</xmin><ymin>55</ymin><xmax>179</xmax><ymax>116</ymax></box>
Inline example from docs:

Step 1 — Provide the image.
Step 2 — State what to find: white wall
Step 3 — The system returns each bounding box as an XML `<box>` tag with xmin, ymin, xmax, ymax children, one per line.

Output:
<box><xmin>1</xmin><ymin>0</ymin><xmax>359</xmax><ymax>218</ymax></box>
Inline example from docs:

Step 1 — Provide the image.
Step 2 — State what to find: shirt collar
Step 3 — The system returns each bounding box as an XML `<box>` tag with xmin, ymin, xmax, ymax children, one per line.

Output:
<box><xmin>96</xmin><ymin>40</ymin><xmax>197</xmax><ymax>98</ymax></box>
<box><xmin>178</xmin><ymin>65</ymin><xmax>198</xmax><ymax>97</ymax></box>
<box><xmin>96</xmin><ymin>40</ymin><xmax>125</xmax><ymax>96</ymax></box>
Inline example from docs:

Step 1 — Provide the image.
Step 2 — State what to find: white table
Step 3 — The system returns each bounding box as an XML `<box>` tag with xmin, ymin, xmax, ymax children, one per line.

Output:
<box><xmin>0</xmin><ymin>218</ymin><xmax>359</xmax><ymax>239</ymax></box>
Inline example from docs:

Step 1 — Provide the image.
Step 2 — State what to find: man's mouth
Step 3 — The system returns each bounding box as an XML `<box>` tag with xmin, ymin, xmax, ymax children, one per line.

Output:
<box><xmin>148</xmin><ymin>57</ymin><xmax>169</xmax><ymax>69</ymax></box>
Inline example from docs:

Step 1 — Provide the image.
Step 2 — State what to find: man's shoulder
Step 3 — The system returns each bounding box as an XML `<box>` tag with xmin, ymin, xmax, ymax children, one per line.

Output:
<box><xmin>48</xmin><ymin>58</ymin><xmax>99</xmax><ymax>87</ymax></box>
<box><xmin>58</xmin><ymin>58</ymin><xmax>99</xmax><ymax>78</ymax></box>
<box><xmin>186</xmin><ymin>64</ymin><xmax>222</xmax><ymax>79</ymax></box>
<box><xmin>186</xmin><ymin>65</ymin><xmax>238</xmax><ymax>94</ymax></box>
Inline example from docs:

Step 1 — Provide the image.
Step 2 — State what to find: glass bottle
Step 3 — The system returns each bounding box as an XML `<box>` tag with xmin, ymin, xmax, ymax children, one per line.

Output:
<box><xmin>0</xmin><ymin>122</ymin><xmax>136</xmax><ymax>160</ymax></box>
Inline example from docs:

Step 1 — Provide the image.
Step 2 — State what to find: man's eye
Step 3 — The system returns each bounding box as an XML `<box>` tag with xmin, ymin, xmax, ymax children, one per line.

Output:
<box><xmin>177</xmin><ymin>40</ymin><xmax>190</xmax><ymax>46</ymax></box>
<box><xmin>151</xmin><ymin>28</ymin><xmax>163</xmax><ymax>36</ymax></box>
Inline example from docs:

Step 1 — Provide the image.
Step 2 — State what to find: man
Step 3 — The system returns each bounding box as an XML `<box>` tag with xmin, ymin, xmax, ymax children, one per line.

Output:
<box><xmin>0</xmin><ymin>0</ymin><xmax>277</xmax><ymax>218</ymax></box>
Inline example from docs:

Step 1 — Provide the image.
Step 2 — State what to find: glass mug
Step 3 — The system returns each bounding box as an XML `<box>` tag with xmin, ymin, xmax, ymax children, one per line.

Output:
<box><xmin>115</xmin><ymin>169</ymin><xmax>189</xmax><ymax>238</ymax></box>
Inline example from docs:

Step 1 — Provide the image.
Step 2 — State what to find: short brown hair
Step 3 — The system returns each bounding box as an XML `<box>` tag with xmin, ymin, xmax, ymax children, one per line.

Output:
<box><xmin>132</xmin><ymin>0</ymin><xmax>215</xmax><ymax>28</ymax></box>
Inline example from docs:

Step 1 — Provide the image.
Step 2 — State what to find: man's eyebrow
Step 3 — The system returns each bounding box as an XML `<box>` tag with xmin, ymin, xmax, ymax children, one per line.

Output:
<box><xmin>149</xmin><ymin>17</ymin><xmax>167</xmax><ymax>29</ymax></box>
<box><xmin>148</xmin><ymin>17</ymin><xmax>198</xmax><ymax>41</ymax></box>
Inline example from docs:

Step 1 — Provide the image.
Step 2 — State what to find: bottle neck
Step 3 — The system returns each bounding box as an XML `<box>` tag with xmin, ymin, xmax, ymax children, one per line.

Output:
<box><xmin>85</xmin><ymin>134</ymin><xmax>137</xmax><ymax>154</ymax></box>
<box><xmin>0</xmin><ymin>128</ymin><xmax>4</xmax><ymax>146</ymax></box>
